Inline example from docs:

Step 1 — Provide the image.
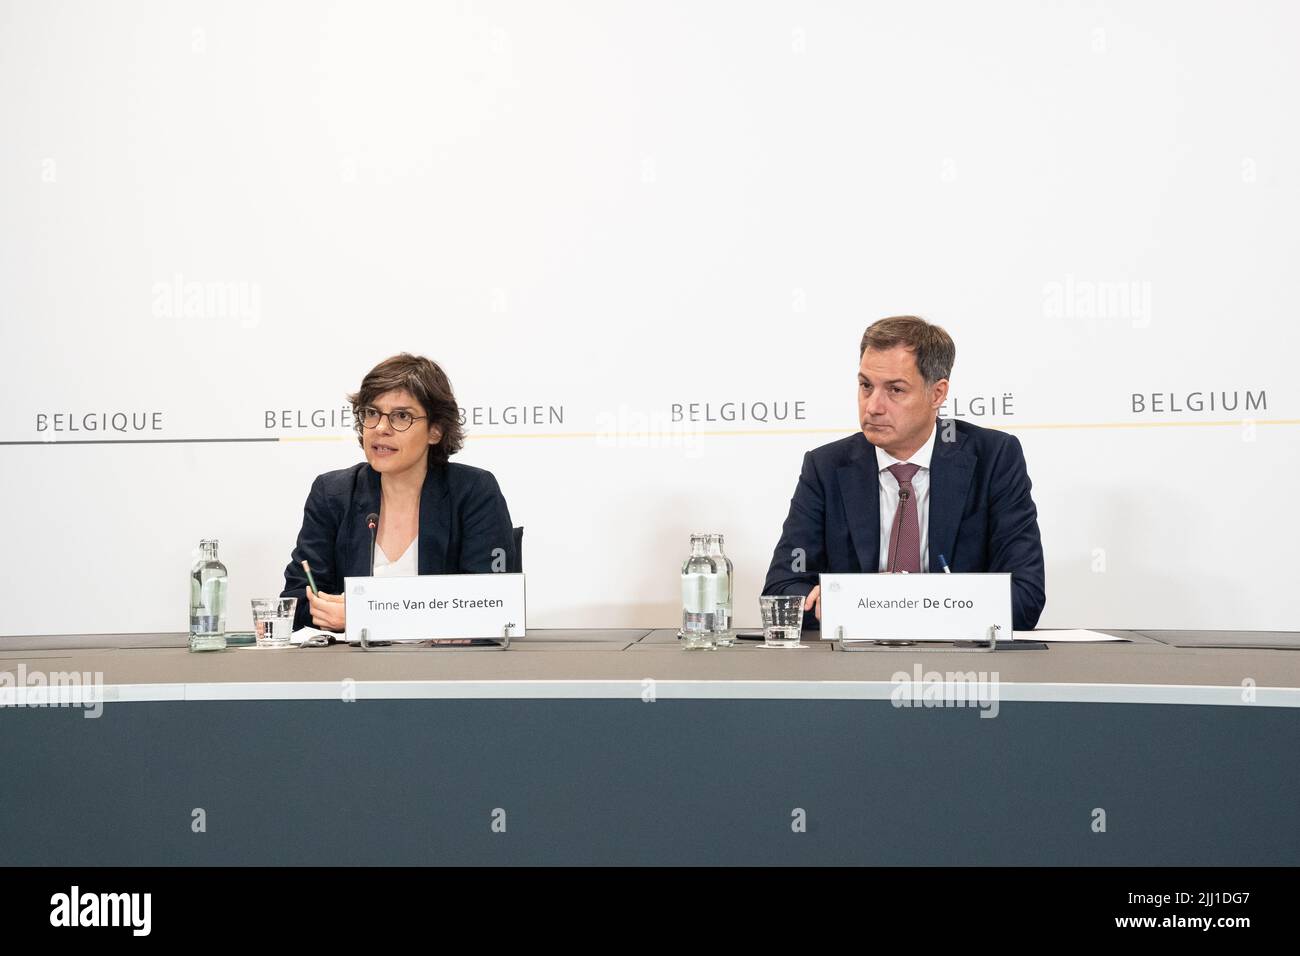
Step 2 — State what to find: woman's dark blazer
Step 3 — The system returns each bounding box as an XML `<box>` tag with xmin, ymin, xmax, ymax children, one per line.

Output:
<box><xmin>281</xmin><ymin>460</ymin><xmax>517</xmax><ymax>630</ymax></box>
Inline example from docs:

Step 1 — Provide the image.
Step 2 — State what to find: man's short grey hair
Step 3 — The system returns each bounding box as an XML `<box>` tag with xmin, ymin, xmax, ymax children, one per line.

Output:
<box><xmin>859</xmin><ymin>315</ymin><xmax>956</xmax><ymax>385</ymax></box>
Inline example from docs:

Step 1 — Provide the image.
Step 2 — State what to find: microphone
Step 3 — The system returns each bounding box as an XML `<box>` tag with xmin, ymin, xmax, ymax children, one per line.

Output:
<box><xmin>366</xmin><ymin>513</ymin><xmax>379</xmax><ymax>575</ymax></box>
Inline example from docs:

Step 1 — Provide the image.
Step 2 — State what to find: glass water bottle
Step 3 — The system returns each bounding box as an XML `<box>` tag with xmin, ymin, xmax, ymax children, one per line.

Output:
<box><xmin>706</xmin><ymin>533</ymin><xmax>735</xmax><ymax>645</ymax></box>
<box><xmin>189</xmin><ymin>539</ymin><xmax>228</xmax><ymax>652</ymax></box>
<box><xmin>680</xmin><ymin>533</ymin><xmax>718</xmax><ymax>650</ymax></box>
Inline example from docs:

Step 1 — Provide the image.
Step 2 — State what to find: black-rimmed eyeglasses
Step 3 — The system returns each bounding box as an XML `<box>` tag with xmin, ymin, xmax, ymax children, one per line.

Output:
<box><xmin>356</xmin><ymin>407</ymin><xmax>427</xmax><ymax>432</ymax></box>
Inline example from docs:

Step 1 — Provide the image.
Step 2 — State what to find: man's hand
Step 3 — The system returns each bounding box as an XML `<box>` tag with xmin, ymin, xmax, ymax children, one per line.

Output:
<box><xmin>305</xmin><ymin>589</ymin><xmax>345</xmax><ymax>631</ymax></box>
<box><xmin>804</xmin><ymin>585</ymin><xmax>821</xmax><ymax>621</ymax></box>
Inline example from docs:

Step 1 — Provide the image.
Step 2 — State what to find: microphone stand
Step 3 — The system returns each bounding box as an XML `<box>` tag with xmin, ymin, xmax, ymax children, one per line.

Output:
<box><xmin>366</xmin><ymin>513</ymin><xmax>379</xmax><ymax>575</ymax></box>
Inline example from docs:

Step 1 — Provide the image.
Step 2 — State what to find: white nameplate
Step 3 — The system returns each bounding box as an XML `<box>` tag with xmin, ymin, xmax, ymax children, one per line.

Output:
<box><xmin>343</xmin><ymin>573</ymin><xmax>526</xmax><ymax>644</ymax></box>
<box><xmin>819</xmin><ymin>572</ymin><xmax>1011</xmax><ymax>643</ymax></box>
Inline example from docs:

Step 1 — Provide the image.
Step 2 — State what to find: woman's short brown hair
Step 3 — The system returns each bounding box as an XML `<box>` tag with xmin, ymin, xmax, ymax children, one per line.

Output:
<box><xmin>348</xmin><ymin>354</ymin><xmax>464</xmax><ymax>465</ymax></box>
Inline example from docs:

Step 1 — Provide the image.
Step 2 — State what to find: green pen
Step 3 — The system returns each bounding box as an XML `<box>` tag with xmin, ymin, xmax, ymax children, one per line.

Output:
<box><xmin>301</xmin><ymin>560</ymin><xmax>319</xmax><ymax>595</ymax></box>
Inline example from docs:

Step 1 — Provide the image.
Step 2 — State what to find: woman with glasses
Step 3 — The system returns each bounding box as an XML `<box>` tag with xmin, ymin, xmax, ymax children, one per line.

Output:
<box><xmin>281</xmin><ymin>353</ymin><xmax>517</xmax><ymax>632</ymax></box>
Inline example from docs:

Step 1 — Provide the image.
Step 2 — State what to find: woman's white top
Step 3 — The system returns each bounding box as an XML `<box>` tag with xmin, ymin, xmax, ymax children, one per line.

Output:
<box><xmin>372</xmin><ymin>538</ymin><xmax>418</xmax><ymax>577</ymax></box>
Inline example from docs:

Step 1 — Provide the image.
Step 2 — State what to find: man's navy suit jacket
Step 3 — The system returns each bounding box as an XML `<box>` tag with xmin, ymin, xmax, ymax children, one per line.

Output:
<box><xmin>762</xmin><ymin>419</ymin><xmax>1046</xmax><ymax>630</ymax></box>
<box><xmin>281</xmin><ymin>460</ymin><xmax>517</xmax><ymax>630</ymax></box>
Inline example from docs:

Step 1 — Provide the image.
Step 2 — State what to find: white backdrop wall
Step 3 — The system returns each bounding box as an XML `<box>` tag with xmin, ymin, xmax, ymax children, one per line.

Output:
<box><xmin>1</xmin><ymin>0</ymin><xmax>1296</xmax><ymax>636</ymax></box>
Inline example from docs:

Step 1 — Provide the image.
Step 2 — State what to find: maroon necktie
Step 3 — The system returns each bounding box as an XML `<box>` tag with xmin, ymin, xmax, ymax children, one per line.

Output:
<box><xmin>886</xmin><ymin>462</ymin><xmax>922</xmax><ymax>573</ymax></box>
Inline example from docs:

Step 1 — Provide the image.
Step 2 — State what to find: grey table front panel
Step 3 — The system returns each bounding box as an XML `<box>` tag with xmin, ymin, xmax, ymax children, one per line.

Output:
<box><xmin>3</xmin><ymin>629</ymin><xmax>1297</xmax><ymax>865</ymax></box>
<box><xmin>1</xmin><ymin>696</ymin><xmax>1295</xmax><ymax>866</ymax></box>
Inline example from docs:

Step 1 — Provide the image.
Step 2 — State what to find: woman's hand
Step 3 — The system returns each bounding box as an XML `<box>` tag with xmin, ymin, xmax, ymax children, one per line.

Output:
<box><xmin>305</xmin><ymin>589</ymin><xmax>346</xmax><ymax>632</ymax></box>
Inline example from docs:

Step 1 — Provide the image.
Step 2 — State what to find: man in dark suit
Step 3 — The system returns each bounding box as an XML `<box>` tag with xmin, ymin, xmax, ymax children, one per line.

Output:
<box><xmin>763</xmin><ymin>316</ymin><xmax>1046</xmax><ymax>630</ymax></box>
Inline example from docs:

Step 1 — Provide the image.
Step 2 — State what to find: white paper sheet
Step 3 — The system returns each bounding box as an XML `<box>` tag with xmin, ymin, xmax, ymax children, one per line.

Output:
<box><xmin>1014</xmin><ymin>629</ymin><xmax>1129</xmax><ymax>642</ymax></box>
<box><xmin>289</xmin><ymin>626</ymin><xmax>337</xmax><ymax>645</ymax></box>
